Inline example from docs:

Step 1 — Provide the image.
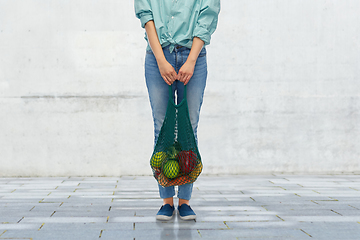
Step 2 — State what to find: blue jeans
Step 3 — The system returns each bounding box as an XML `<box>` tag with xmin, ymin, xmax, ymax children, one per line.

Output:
<box><xmin>145</xmin><ymin>45</ymin><xmax>207</xmax><ymax>200</ymax></box>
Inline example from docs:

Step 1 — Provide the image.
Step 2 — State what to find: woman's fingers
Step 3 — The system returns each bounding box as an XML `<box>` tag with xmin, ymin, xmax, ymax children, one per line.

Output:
<box><xmin>179</xmin><ymin>72</ymin><xmax>192</xmax><ymax>84</ymax></box>
<box><xmin>162</xmin><ymin>71</ymin><xmax>178</xmax><ymax>85</ymax></box>
<box><xmin>183</xmin><ymin>75</ymin><xmax>191</xmax><ymax>85</ymax></box>
<box><xmin>178</xmin><ymin>72</ymin><xmax>185</xmax><ymax>83</ymax></box>
<box><xmin>162</xmin><ymin>75</ymin><xmax>172</xmax><ymax>85</ymax></box>
<box><xmin>162</xmin><ymin>76</ymin><xmax>170</xmax><ymax>85</ymax></box>
<box><xmin>178</xmin><ymin>60</ymin><xmax>195</xmax><ymax>84</ymax></box>
<box><xmin>171</xmin><ymin>71</ymin><xmax>178</xmax><ymax>83</ymax></box>
<box><xmin>158</xmin><ymin>60</ymin><xmax>178</xmax><ymax>85</ymax></box>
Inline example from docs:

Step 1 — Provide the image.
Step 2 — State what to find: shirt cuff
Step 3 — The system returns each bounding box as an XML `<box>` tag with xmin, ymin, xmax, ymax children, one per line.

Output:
<box><xmin>193</xmin><ymin>25</ymin><xmax>211</xmax><ymax>45</ymax></box>
<box><xmin>140</xmin><ymin>14</ymin><xmax>154</xmax><ymax>28</ymax></box>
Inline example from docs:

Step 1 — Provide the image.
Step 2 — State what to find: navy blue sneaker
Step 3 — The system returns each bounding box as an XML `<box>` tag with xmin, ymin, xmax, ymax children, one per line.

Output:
<box><xmin>178</xmin><ymin>204</ymin><xmax>196</xmax><ymax>220</ymax></box>
<box><xmin>156</xmin><ymin>204</ymin><xmax>175</xmax><ymax>220</ymax></box>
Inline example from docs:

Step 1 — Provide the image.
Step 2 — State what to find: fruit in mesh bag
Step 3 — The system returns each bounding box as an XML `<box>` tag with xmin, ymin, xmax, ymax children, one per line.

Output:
<box><xmin>153</xmin><ymin>168</ymin><xmax>161</xmax><ymax>178</ymax></box>
<box><xmin>157</xmin><ymin>172</ymin><xmax>169</xmax><ymax>186</ymax></box>
<box><xmin>166</xmin><ymin>175</ymin><xmax>192</xmax><ymax>187</ymax></box>
<box><xmin>189</xmin><ymin>161</ymin><xmax>203</xmax><ymax>180</ymax></box>
<box><xmin>150</xmin><ymin>152</ymin><xmax>167</xmax><ymax>168</ymax></box>
<box><xmin>178</xmin><ymin>150</ymin><xmax>197</xmax><ymax>174</ymax></box>
<box><xmin>162</xmin><ymin>160</ymin><xmax>180</xmax><ymax>179</ymax></box>
<box><xmin>166</xmin><ymin>141</ymin><xmax>181</xmax><ymax>159</ymax></box>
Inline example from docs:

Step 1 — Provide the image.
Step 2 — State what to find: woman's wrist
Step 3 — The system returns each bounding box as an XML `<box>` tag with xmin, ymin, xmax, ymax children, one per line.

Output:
<box><xmin>186</xmin><ymin>37</ymin><xmax>204</xmax><ymax>64</ymax></box>
<box><xmin>156</xmin><ymin>56</ymin><xmax>169</xmax><ymax>66</ymax></box>
<box><xmin>186</xmin><ymin>58</ymin><xmax>197</xmax><ymax>64</ymax></box>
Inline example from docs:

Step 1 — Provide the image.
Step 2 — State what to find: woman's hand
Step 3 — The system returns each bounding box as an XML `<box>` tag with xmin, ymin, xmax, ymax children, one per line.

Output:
<box><xmin>157</xmin><ymin>59</ymin><xmax>178</xmax><ymax>85</ymax></box>
<box><xmin>178</xmin><ymin>60</ymin><xmax>196</xmax><ymax>85</ymax></box>
<box><xmin>178</xmin><ymin>37</ymin><xmax>204</xmax><ymax>85</ymax></box>
<box><xmin>145</xmin><ymin>21</ymin><xmax>177</xmax><ymax>85</ymax></box>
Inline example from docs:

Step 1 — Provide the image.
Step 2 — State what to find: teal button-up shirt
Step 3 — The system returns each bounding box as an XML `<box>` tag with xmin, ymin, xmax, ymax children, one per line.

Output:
<box><xmin>135</xmin><ymin>0</ymin><xmax>220</xmax><ymax>53</ymax></box>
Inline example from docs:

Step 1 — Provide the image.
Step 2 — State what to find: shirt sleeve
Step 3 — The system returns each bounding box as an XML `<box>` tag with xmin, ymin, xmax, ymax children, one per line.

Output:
<box><xmin>134</xmin><ymin>0</ymin><xmax>154</xmax><ymax>28</ymax></box>
<box><xmin>193</xmin><ymin>0</ymin><xmax>221</xmax><ymax>45</ymax></box>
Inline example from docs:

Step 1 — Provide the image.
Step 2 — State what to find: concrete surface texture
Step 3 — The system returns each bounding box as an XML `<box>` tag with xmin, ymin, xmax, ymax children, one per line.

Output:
<box><xmin>0</xmin><ymin>1</ymin><xmax>360</xmax><ymax>176</ymax></box>
<box><xmin>1</xmin><ymin>175</ymin><xmax>360</xmax><ymax>239</ymax></box>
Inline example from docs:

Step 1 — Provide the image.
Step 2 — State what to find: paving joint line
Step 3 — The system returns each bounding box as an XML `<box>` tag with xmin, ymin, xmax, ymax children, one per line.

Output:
<box><xmin>330</xmin><ymin>209</ymin><xmax>342</xmax><ymax>216</ymax></box>
<box><xmin>0</xmin><ymin>230</ymin><xmax>7</xmax><ymax>237</ymax></box>
<box><xmin>311</xmin><ymin>200</ymin><xmax>319</xmax><ymax>205</ymax></box>
<box><xmin>99</xmin><ymin>229</ymin><xmax>104</xmax><ymax>238</ymax></box>
<box><xmin>17</xmin><ymin>217</ymin><xmax>24</xmax><ymax>223</ymax></box>
<box><xmin>349</xmin><ymin>205</ymin><xmax>360</xmax><ymax>210</ymax></box>
<box><xmin>300</xmin><ymin>229</ymin><xmax>312</xmax><ymax>237</ymax></box>
<box><xmin>38</xmin><ymin>223</ymin><xmax>45</xmax><ymax>231</ymax></box>
<box><xmin>223</xmin><ymin>221</ymin><xmax>231</xmax><ymax>229</ymax></box>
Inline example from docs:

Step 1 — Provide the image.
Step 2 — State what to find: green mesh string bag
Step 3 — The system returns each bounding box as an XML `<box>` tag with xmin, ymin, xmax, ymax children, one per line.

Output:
<box><xmin>150</xmin><ymin>85</ymin><xmax>203</xmax><ymax>187</ymax></box>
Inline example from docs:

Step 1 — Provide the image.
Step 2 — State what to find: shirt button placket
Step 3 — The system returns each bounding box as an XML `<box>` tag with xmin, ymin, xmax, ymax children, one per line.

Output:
<box><xmin>169</xmin><ymin>15</ymin><xmax>174</xmax><ymax>37</ymax></box>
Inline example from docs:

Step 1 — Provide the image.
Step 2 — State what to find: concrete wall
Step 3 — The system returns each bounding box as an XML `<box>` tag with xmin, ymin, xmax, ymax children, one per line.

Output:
<box><xmin>1</xmin><ymin>0</ymin><xmax>359</xmax><ymax>176</ymax></box>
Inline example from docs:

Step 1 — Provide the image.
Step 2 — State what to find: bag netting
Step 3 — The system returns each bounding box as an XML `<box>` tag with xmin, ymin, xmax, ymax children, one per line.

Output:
<box><xmin>150</xmin><ymin>85</ymin><xmax>202</xmax><ymax>187</ymax></box>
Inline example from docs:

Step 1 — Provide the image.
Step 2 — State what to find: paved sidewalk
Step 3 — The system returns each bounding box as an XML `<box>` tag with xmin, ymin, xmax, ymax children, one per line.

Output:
<box><xmin>0</xmin><ymin>175</ymin><xmax>359</xmax><ymax>240</ymax></box>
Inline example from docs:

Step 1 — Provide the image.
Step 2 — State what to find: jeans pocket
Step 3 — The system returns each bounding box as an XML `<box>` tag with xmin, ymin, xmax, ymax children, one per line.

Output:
<box><xmin>198</xmin><ymin>48</ymin><xmax>207</xmax><ymax>58</ymax></box>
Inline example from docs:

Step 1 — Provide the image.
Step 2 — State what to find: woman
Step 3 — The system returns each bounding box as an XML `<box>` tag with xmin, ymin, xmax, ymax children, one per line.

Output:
<box><xmin>134</xmin><ymin>0</ymin><xmax>220</xmax><ymax>221</ymax></box>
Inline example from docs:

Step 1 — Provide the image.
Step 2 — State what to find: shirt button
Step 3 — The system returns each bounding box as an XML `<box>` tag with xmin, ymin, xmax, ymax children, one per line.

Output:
<box><xmin>171</xmin><ymin>16</ymin><xmax>174</xmax><ymax>19</ymax></box>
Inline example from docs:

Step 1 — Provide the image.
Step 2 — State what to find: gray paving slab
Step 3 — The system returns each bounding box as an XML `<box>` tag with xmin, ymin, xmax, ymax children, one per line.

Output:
<box><xmin>40</xmin><ymin>222</ymin><xmax>133</xmax><ymax>231</ymax></box>
<box><xmin>200</xmin><ymin>229</ymin><xmax>311</xmax><ymax>239</ymax></box>
<box><xmin>0</xmin><ymin>174</ymin><xmax>360</xmax><ymax>240</ymax></box>
<box><xmin>1</xmin><ymin>229</ymin><xmax>101</xmax><ymax>240</ymax></box>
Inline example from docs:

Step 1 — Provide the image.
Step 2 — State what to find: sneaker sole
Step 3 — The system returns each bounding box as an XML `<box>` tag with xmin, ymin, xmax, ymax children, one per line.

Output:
<box><xmin>178</xmin><ymin>212</ymin><xmax>196</xmax><ymax>221</ymax></box>
<box><xmin>156</xmin><ymin>211</ymin><xmax>174</xmax><ymax>221</ymax></box>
